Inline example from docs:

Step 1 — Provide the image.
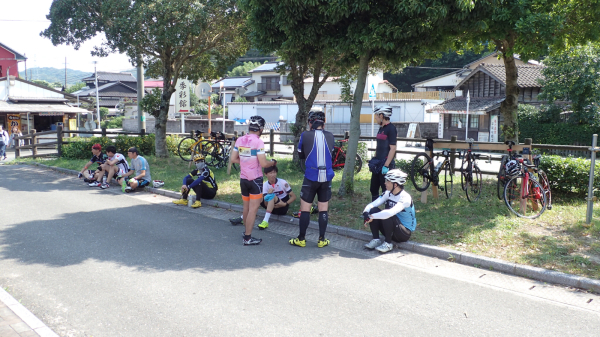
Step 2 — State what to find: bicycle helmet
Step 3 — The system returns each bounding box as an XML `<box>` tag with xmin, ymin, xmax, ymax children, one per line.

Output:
<box><xmin>193</xmin><ymin>154</ymin><xmax>206</xmax><ymax>170</ymax></box>
<box><xmin>248</xmin><ymin>115</ymin><xmax>266</xmax><ymax>131</ymax></box>
<box><xmin>308</xmin><ymin>107</ymin><xmax>326</xmax><ymax>130</ymax></box>
<box><xmin>373</xmin><ymin>105</ymin><xmax>393</xmax><ymax>118</ymax></box>
<box><xmin>505</xmin><ymin>160</ymin><xmax>521</xmax><ymax>176</ymax></box>
<box><xmin>384</xmin><ymin>169</ymin><xmax>408</xmax><ymax>185</ymax></box>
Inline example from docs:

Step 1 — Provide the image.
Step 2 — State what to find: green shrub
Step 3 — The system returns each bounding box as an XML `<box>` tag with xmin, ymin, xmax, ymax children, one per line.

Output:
<box><xmin>538</xmin><ymin>155</ymin><xmax>600</xmax><ymax>197</ymax></box>
<box><xmin>62</xmin><ymin>135</ymin><xmax>155</xmax><ymax>159</ymax></box>
<box><xmin>101</xmin><ymin>116</ymin><xmax>124</xmax><ymax>129</ymax></box>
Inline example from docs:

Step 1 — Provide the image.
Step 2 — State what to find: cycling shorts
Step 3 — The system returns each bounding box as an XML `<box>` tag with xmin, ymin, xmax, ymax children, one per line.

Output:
<box><xmin>300</xmin><ymin>177</ymin><xmax>332</xmax><ymax>203</ymax></box>
<box><xmin>240</xmin><ymin>177</ymin><xmax>263</xmax><ymax>201</ymax></box>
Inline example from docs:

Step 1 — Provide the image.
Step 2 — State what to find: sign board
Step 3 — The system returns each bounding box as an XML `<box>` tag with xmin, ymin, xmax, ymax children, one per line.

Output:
<box><xmin>7</xmin><ymin>114</ymin><xmax>20</xmax><ymax>134</ymax></box>
<box><xmin>369</xmin><ymin>84</ymin><xmax>376</xmax><ymax>100</ymax></box>
<box><xmin>438</xmin><ymin>115</ymin><xmax>444</xmax><ymax>139</ymax></box>
<box><xmin>490</xmin><ymin>115</ymin><xmax>499</xmax><ymax>142</ymax></box>
<box><xmin>406</xmin><ymin>123</ymin><xmax>420</xmax><ymax>138</ymax></box>
<box><xmin>175</xmin><ymin>80</ymin><xmax>191</xmax><ymax>114</ymax></box>
<box><xmin>478</xmin><ymin>132</ymin><xmax>489</xmax><ymax>143</ymax></box>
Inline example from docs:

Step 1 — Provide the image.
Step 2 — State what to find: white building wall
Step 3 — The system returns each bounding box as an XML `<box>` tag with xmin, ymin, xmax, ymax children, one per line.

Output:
<box><xmin>0</xmin><ymin>80</ymin><xmax>64</xmax><ymax>99</ymax></box>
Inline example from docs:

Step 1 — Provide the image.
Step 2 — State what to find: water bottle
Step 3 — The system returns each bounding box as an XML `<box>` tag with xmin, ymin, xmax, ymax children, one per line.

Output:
<box><xmin>188</xmin><ymin>194</ymin><xmax>196</xmax><ymax>207</ymax></box>
<box><xmin>434</xmin><ymin>162</ymin><xmax>442</xmax><ymax>173</ymax></box>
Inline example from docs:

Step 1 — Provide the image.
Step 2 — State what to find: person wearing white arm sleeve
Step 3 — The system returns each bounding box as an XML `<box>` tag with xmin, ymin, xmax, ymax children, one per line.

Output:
<box><xmin>362</xmin><ymin>169</ymin><xmax>417</xmax><ymax>253</ymax></box>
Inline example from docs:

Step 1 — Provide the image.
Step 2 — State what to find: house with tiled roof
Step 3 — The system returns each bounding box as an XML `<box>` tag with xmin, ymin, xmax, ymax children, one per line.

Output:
<box><xmin>73</xmin><ymin>82</ymin><xmax>138</xmax><ymax>109</ymax></box>
<box><xmin>428</xmin><ymin>63</ymin><xmax>544</xmax><ymax>141</ymax></box>
<box><xmin>81</xmin><ymin>71</ymin><xmax>137</xmax><ymax>89</ymax></box>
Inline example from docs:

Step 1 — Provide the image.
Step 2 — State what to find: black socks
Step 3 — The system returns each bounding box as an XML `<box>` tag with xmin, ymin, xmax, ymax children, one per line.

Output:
<box><xmin>299</xmin><ymin>211</ymin><xmax>310</xmax><ymax>240</ymax></box>
<box><xmin>319</xmin><ymin>211</ymin><xmax>328</xmax><ymax>239</ymax></box>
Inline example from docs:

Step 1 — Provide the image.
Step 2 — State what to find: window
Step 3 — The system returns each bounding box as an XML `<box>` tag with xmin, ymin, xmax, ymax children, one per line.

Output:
<box><xmin>451</xmin><ymin>115</ymin><xmax>466</xmax><ymax>128</ymax></box>
<box><xmin>470</xmin><ymin>115</ymin><xmax>479</xmax><ymax>129</ymax></box>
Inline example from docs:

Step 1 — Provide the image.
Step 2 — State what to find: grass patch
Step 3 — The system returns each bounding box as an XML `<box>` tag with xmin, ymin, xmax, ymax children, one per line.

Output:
<box><xmin>15</xmin><ymin>155</ymin><xmax>600</xmax><ymax>280</ymax></box>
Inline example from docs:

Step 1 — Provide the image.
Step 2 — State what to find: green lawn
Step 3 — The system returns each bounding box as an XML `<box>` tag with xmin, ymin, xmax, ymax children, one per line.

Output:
<box><xmin>15</xmin><ymin>155</ymin><xmax>600</xmax><ymax>281</ymax></box>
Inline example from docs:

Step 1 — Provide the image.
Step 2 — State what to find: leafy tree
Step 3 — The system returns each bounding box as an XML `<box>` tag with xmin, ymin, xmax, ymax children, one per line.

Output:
<box><xmin>325</xmin><ymin>0</ymin><xmax>486</xmax><ymax>195</ymax></box>
<box><xmin>31</xmin><ymin>79</ymin><xmax>52</xmax><ymax>88</ymax></box>
<box><xmin>42</xmin><ymin>0</ymin><xmax>248</xmax><ymax>157</ymax></box>
<box><xmin>100</xmin><ymin>107</ymin><xmax>109</xmax><ymax>121</ymax></box>
<box><xmin>241</xmin><ymin>0</ymin><xmax>349</xmax><ymax>163</ymax></box>
<box><xmin>65</xmin><ymin>82</ymin><xmax>86</xmax><ymax>94</ymax></box>
<box><xmin>228</xmin><ymin>62</ymin><xmax>261</xmax><ymax>77</ymax></box>
<box><xmin>464</xmin><ymin>0</ymin><xmax>600</xmax><ymax>142</ymax></box>
<box><xmin>539</xmin><ymin>43</ymin><xmax>600</xmax><ymax>126</ymax></box>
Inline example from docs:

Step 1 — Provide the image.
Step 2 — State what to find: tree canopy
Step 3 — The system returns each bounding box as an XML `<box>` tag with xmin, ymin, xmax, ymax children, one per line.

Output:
<box><xmin>539</xmin><ymin>43</ymin><xmax>600</xmax><ymax>125</ymax></box>
<box><xmin>42</xmin><ymin>0</ymin><xmax>248</xmax><ymax>156</ymax></box>
<box><xmin>228</xmin><ymin>62</ymin><xmax>262</xmax><ymax>77</ymax></box>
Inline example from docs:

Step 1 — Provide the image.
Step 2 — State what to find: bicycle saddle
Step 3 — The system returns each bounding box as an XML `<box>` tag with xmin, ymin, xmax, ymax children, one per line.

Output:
<box><xmin>504</xmin><ymin>140</ymin><xmax>515</xmax><ymax>146</ymax></box>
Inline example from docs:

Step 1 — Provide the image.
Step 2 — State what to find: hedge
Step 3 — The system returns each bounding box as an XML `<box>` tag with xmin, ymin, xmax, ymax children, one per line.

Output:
<box><xmin>538</xmin><ymin>155</ymin><xmax>600</xmax><ymax>197</ymax></box>
<box><xmin>62</xmin><ymin>134</ymin><xmax>182</xmax><ymax>159</ymax></box>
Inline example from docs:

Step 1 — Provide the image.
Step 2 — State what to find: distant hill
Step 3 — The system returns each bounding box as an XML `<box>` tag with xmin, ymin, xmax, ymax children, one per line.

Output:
<box><xmin>19</xmin><ymin>67</ymin><xmax>93</xmax><ymax>86</ymax></box>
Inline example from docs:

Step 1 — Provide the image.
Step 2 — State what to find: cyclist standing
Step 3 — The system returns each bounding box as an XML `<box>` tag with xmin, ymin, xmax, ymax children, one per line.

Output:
<box><xmin>362</xmin><ymin>169</ymin><xmax>417</xmax><ymax>253</ymax></box>
<box><xmin>229</xmin><ymin>115</ymin><xmax>276</xmax><ymax>246</ymax></box>
<box><xmin>290</xmin><ymin>108</ymin><xmax>335</xmax><ymax>248</ymax></box>
<box><xmin>370</xmin><ymin>105</ymin><xmax>397</xmax><ymax>201</ymax></box>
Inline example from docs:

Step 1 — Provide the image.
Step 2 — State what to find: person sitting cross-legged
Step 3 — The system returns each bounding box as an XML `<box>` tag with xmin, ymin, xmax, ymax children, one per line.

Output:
<box><xmin>362</xmin><ymin>169</ymin><xmax>417</xmax><ymax>254</ymax></box>
<box><xmin>254</xmin><ymin>165</ymin><xmax>296</xmax><ymax>230</ymax></box>
<box><xmin>116</xmin><ymin>147</ymin><xmax>151</xmax><ymax>192</ymax></box>
<box><xmin>172</xmin><ymin>154</ymin><xmax>218</xmax><ymax>208</ymax></box>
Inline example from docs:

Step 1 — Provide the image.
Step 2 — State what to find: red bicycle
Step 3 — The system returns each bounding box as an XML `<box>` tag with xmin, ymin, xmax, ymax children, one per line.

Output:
<box><xmin>299</xmin><ymin>139</ymin><xmax>363</xmax><ymax>174</ymax></box>
<box><xmin>503</xmin><ymin>158</ymin><xmax>548</xmax><ymax>219</ymax></box>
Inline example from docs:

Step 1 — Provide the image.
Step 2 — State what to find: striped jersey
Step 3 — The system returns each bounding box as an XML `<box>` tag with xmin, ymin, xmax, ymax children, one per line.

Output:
<box><xmin>234</xmin><ymin>133</ymin><xmax>265</xmax><ymax>180</ymax></box>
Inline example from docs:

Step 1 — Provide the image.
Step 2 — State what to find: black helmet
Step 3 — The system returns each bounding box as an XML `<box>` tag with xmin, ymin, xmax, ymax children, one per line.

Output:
<box><xmin>248</xmin><ymin>115</ymin><xmax>266</xmax><ymax>131</ymax></box>
<box><xmin>308</xmin><ymin>107</ymin><xmax>325</xmax><ymax>125</ymax></box>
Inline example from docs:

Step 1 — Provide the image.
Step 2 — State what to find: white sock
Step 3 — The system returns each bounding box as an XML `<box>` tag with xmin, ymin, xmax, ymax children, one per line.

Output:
<box><xmin>240</xmin><ymin>214</ymin><xmax>243</xmax><ymax>219</ymax></box>
<box><xmin>263</xmin><ymin>212</ymin><xmax>271</xmax><ymax>223</ymax></box>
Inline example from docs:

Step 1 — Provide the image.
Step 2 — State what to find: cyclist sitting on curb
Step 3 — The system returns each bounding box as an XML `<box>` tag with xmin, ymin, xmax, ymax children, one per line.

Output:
<box><xmin>97</xmin><ymin>145</ymin><xmax>130</xmax><ymax>189</ymax></box>
<box><xmin>229</xmin><ymin>115</ymin><xmax>277</xmax><ymax>246</ymax></box>
<box><xmin>362</xmin><ymin>169</ymin><xmax>417</xmax><ymax>253</ymax></box>
<box><xmin>173</xmin><ymin>154</ymin><xmax>218</xmax><ymax>208</ymax></box>
<box><xmin>289</xmin><ymin>107</ymin><xmax>335</xmax><ymax>248</ymax></box>
<box><xmin>78</xmin><ymin>143</ymin><xmax>108</xmax><ymax>185</ymax></box>
<box><xmin>369</xmin><ymin>105</ymin><xmax>397</xmax><ymax>201</ymax></box>
<box><xmin>256</xmin><ymin>165</ymin><xmax>297</xmax><ymax>230</ymax></box>
<box><xmin>117</xmin><ymin>147</ymin><xmax>151</xmax><ymax>193</ymax></box>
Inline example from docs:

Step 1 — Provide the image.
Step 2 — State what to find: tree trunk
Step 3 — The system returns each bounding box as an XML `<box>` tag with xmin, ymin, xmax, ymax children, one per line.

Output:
<box><xmin>499</xmin><ymin>40</ymin><xmax>519</xmax><ymax>142</ymax></box>
<box><xmin>155</xmin><ymin>62</ymin><xmax>176</xmax><ymax>158</ymax></box>
<box><xmin>338</xmin><ymin>52</ymin><xmax>370</xmax><ymax>196</ymax></box>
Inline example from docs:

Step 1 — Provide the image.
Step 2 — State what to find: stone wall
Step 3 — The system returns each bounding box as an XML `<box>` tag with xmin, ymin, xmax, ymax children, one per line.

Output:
<box><xmin>123</xmin><ymin>117</ymin><xmax>234</xmax><ymax>134</ymax></box>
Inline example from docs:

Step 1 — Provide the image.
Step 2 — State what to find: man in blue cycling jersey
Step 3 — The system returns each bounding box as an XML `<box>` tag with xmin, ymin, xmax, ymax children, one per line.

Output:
<box><xmin>289</xmin><ymin>108</ymin><xmax>335</xmax><ymax>248</ymax></box>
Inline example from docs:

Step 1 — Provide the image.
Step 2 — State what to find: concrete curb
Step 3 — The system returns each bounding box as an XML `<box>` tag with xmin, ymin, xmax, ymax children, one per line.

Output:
<box><xmin>0</xmin><ymin>287</ymin><xmax>59</xmax><ymax>337</ymax></box>
<box><xmin>25</xmin><ymin>162</ymin><xmax>600</xmax><ymax>293</ymax></box>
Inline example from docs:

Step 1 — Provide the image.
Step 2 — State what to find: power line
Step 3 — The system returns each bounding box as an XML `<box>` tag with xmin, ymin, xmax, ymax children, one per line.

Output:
<box><xmin>0</xmin><ymin>19</ymin><xmax>50</xmax><ymax>22</ymax></box>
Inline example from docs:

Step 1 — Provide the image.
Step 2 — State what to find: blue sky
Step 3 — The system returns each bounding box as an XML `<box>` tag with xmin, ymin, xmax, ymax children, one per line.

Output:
<box><xmin>0</xmin><ymin>0</ymin><xmax>133</xmax><ymax>75</ymax></box>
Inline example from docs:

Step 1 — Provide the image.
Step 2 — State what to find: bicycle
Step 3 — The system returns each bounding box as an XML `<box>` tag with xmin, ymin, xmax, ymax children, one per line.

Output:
<box><xmin>177</xmin><ymin>130</ymin><xmax>221</xmax><ymax>164</ymax></box>
<box><xmin>410</xmin><ymin>138</ymin><xmax>454</xmax><ymax>198</ymax></box>
<box><xmin>299</xmin><ymin>138</ymin><xmax>363</xmax><ymax>174</ymax></box>
<box><xmin>532</xmin><ymin>154</ymin><xmax>552</xmax><ymax>210</ymax></box>
<box><xmin>503</xmin><ymin>158</ymin><xmax>548</xmax><ymax>218</ymax></box>
<box><xmin>497</xmin><ymin>141</ymin><xmax>521</xmax><ymax>200</ymax></box>
<box><xmin>460</xmin><ymin>138</ymin><xmax>486</xmax><ymax>202</ymax></box>
<box><xmin>208</xmin><ymin>131</ymin><xmax>238</xmax><ymax>171</ymax></box>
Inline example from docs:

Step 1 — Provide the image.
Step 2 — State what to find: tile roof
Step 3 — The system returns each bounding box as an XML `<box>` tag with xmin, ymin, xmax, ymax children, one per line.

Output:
<box><xmin>427</xmin><ymin>96</ymin><xmax>504</xmax><ymax>114</ymax></box>
<box><xmin>457</xmin><ymin>64</ymin><xmax>545</xmax><ymax>89</ymax></box>
<box><xmin>212</xmin><ymin>77</ymin><xmax>254</xmax><ymax>88</ymax></box>
<box><xmin>77</xmin><ymin>82</ymin><xmax>137</xmax><ymax>96</ymax></box>
<box><xmin>82</xmin><ymin>71</ymin><xmax>137</xmax><ymax>82</ymax></box>
<box><xmin>248</xmin><ymin>62</ymin><xmax>284</xmax><ymax>73</ymax></box>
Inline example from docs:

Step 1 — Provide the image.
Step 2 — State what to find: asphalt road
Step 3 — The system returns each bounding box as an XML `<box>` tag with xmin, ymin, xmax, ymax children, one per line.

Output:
<box><xmin>1</xmin><ymin>164</ymin><xmax>599</xmax><ymax>337</ymax></box>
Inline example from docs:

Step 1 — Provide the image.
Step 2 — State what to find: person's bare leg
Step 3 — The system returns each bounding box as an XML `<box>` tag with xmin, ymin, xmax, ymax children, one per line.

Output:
<box><xmin>244</xmin><ymin>198</ymin><xmax>262</xmax><ymax>235</ymax></box>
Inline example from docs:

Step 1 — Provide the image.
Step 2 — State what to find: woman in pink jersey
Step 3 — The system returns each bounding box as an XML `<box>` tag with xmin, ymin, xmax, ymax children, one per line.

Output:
<box><xmin>229</xmin><ymin>116</ymin><xmax>276</xmax><ymax>246</ymax></box>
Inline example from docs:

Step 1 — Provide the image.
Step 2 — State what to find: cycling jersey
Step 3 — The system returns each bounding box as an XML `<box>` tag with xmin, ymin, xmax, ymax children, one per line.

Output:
<box><xmin>185</xmin><ymin>167</ymin><xmax>218</xmax><ymax>190</ymax></box>
<box><xmin>374</xmin><ymin>123</ymin><xmax>397</xmax><ymax>160</ymax></box>
<box><xmin>129</xmin><ymin>156</ymin><xmax>151</xmax><ymax>182</ymax></box>
<box><xmin>90</xmin><ymin>153</ymin><xmax>108</xmax><ymax>167</ymax></box>
<box><xmin>108</xmin><ymin>153</ymin><xmax>130</xmax><ymax>175</ymax></box>
<box><xmin>363</xmin><ymin>190</ymin><xmax>417</xmax><ymax>232</ymax></box>
<box><xmin>298</xmin><ymin>129</ymin><xmax>335</xmax><ymax>182</ymax></box>
<box><xmin>262</xmin><ymin>178</ymin><xmax>292</xmax><ymax>200</ymax></box>
<box><xmin>234</xmin><ymin>133</ymin><xmax>265</xmax><ymax>181</ymax></box>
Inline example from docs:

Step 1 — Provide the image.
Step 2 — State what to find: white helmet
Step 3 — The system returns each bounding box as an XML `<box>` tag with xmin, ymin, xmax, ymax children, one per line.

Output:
<box><xmin>384</xmin><ymin>169</ymin><xmax>407</xmax><ymax>185</ymax></box>
<box><xmin>374</xmin><ymin>105</ymin><xmax>393</xmax><ymax>118</ymax></box>
<box><xmin>152</xmin><ymin>180</ymin><xmax>165</xmax><ymax>188</ymax></box>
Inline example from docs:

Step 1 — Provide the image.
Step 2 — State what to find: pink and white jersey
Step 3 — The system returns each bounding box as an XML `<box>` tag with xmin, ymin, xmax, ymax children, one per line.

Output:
<box><xmin>234</xmin><ymin>133</ymin><xmax>265</xmax><ymax>180</ymax></box>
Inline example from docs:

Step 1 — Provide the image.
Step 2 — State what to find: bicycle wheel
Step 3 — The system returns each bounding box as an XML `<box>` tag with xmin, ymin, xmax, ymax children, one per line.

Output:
<box><xmin>410</xmin><ymin>153</ymin><xmax>431</xmax><ymax>192</ymax></box>
<box><xmin>465</xmin><ymin>164</ymin><xmax>482</xmax><ymax>202</ymax></box>
<box><xmin>201</xmin><ymin>140</ymin><xmax>223</xmax><ymax>167</ymax></box>
<box><xmin>443</xmin><ymin>160</ymin><xmax>453</xmax><ymax>198</ymax></box>
<box><xmin>178</xmin><ymin>136</ymin><xmax>198</xmax><ymax>162</ymax></box>
<box><xmin>354</xmin><ymin>154</ymin><xmax>362</xmax><ymax>174</ymax></box>
<box><xmin>460</xmin><ymin>155</ymin><xmax>469</xmax><ymax>191</ymax></box>
<box><xmin>504</xmin><ymin>175</ymin><xmax>547</xmax><ymax>219</ymax></box>
<box><xmin>537</xmin><ymin>170</ymin><xmax>552</xmax><ymax>210</ymax></box>
<box><xmin>497</xmin><ymin>155</ymin><xmax>508</xmax><ymax>200</ymax></box>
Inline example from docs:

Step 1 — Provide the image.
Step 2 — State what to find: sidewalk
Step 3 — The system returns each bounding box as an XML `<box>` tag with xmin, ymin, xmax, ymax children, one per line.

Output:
<box><xmin>0</xmin><ymin>287</ymin><xmax>57</xmax><ymax>337</ymax></box>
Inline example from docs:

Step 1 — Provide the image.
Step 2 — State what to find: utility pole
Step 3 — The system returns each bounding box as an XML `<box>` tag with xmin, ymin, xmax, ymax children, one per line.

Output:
<box><xmin>136</xmin><ymin>57</ymin><xmax>146</xmax><ymax>132</ymax></box>
<box><xmin>94</xmin><ymin>61</ymin><xmax>101</xmax><ymax>127</ymax></box>
<box><xmin>64</xmin><ymin>57</ymin><xmax>67</xmax><ymax>90</ymax></box>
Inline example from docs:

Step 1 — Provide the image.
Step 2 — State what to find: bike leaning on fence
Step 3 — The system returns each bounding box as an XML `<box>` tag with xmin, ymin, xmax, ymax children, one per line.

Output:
<box><xmin>460</xmin><ymin>138</ymin><xmax>486</xmax><ymax>202</ymax></box>
<box><xmin>497</xmin><ymin>140</ymin><xmax>521</xmax><ymax>200</ymax></box>
<box><xmin>177</xmin><ymin>130</ymin><xmax>220</xmax><ymax>164</ymax></box>
<box><xmin>410</xmin><ymin>138</ymin><xmax>454</xmax><ymax>198</ymax></box>
<box><xmin>503</xmin><ymin>157</ymin><xmax>548</xmax><ymax>218</ymax></box>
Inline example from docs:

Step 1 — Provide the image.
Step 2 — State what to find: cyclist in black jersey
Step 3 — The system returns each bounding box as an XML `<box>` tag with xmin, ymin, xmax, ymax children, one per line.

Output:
<box><xmin>173</xmin><ymin>154</ymin><xmax>218</xmax><ymax>208</ymax></box>
<box><xmin>370</xmin><ymin>105</ymin><xmax>397</xmax><ymax>201</ymax></box>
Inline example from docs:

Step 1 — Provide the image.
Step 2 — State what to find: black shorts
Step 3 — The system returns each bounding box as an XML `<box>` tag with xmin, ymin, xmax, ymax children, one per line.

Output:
<box><xmin>260</xmin><ymin>195</ymin><xmax>290</xmax><ymax>215</ymax></box>
<box><xmin>240</xmin><ymin>177</ymin><xmax>263</xmax><ymax>200</ymax></box>
<box><xmin>300</xmin><ymin>177</ymin><xmax>332</xmax><ymax>203</ymax></box>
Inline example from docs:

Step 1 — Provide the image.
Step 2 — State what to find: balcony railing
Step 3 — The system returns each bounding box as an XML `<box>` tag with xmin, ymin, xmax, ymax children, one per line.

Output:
<box><xmin>257</xmin><ymin>83</ymin><xmax>280</xmax><ymax>91</ymax></box>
